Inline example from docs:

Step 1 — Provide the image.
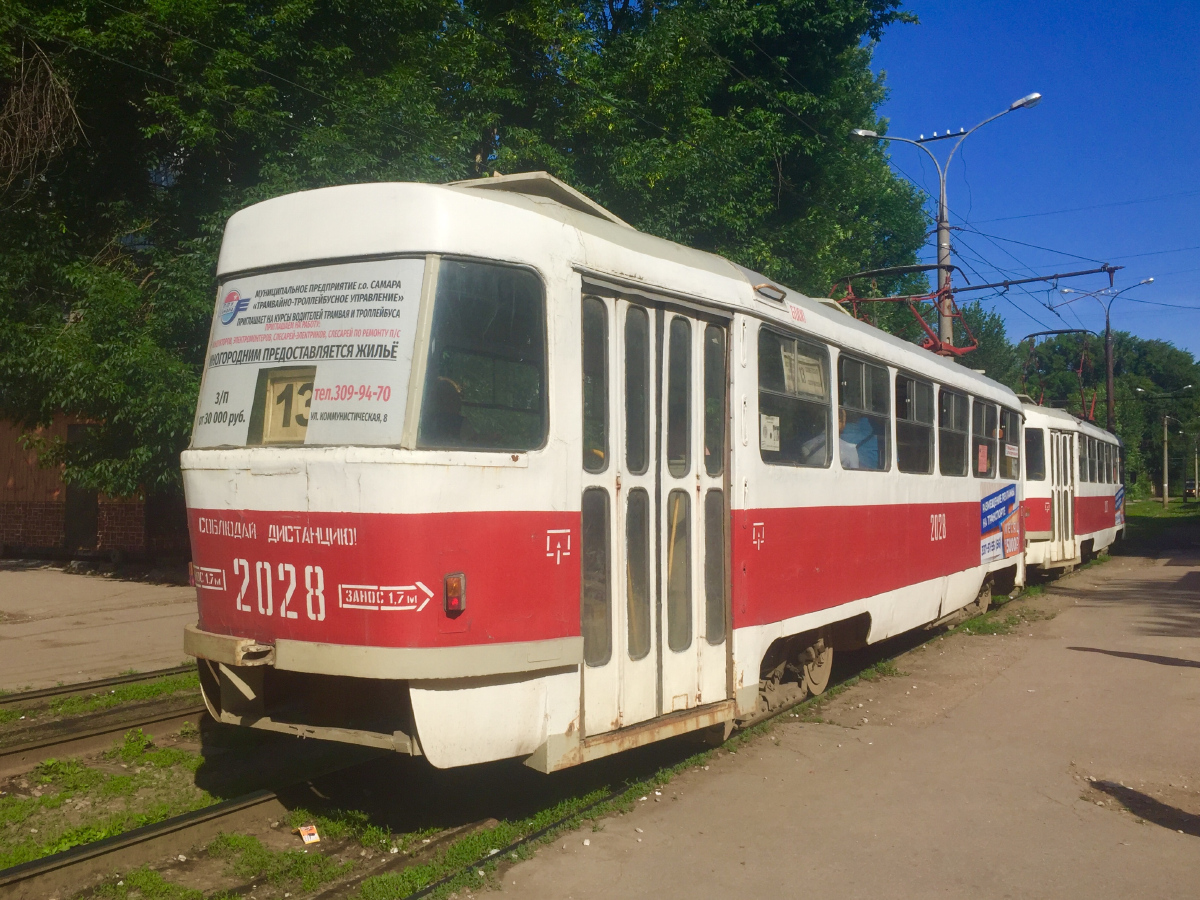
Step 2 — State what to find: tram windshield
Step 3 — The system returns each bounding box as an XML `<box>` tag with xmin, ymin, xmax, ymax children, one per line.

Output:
<box><xmin>192</xmin><ymin>256</ymin><xmax>546</xmax><ymax>451</ymax></box>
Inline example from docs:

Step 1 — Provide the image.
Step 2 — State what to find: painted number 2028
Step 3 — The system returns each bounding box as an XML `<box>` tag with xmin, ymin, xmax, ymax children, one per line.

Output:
<box><xmin>930</xmin><ymin>513</ymin><xmax>947</xmax><ymax>542</ymax></box>
<box><xmin>232</xmin><ymin>559</ymin><xmax>325</xmax><ymax>621</ymax></box>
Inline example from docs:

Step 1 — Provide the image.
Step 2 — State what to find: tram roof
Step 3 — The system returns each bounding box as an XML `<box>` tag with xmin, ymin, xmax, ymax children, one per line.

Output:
<box><xmin>217</xmin><ymin>173</ymin><xmax>1018</xmax><ymax>404</ymax></box>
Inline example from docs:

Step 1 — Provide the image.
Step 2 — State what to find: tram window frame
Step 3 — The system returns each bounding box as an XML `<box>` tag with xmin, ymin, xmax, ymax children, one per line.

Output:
<box><xmin>895</xmin><ymin>372</ymin><xmax>934</xmax><ymax>474</ymax></box>
<box><xmin>581</xmin><ymin>297</ymin><xmax>608</xmax><ymax>473</ymax></box>
<box><xmin>938</xmin><ymin>389</ymin><xmax>969</xmax><ymax>477</ymax></box>
<box><xmin>757</xmin><ymin>326</ymin><xmax>832</xmax><ymax>468</ymax></box>
<box><xmin>666</xmin><ymin>316</ymin><xmax>692</xmax><ymax>478</ymax></box>
<box><xmin>998</xmin><ymin>407</ymin><xmax>1021</xmax><ymax>480</ymax></box>
<box><xmin>1025</xmin><ymin>427</ymin><xmax>1047</xmax><ymax>481</ymax></box>
<box><xmin>971</xmin><ymin>399</ymin><xmax>998</xmax><ymax>479</ymax></box>
<box><xmin>837</xmin><ymin>354</ymin><xmax>891</xmax><ymax>472</ymax></box>
<box><xmin>1079</xmin><ymin>436</ymin><xmax>1089</xmax><ymax>482</ymax></box>
<box><xmin>703</xmin><ymin>325</ymin><xmax>726</xmax><ymax>477</ymax></box>
<box><xmin>624</xmin><ymin>306</ymin><xmax>651</xmax><ymax>476</ymax></box>
<box><xmin>1090</xmin><ymin>437</ymin><xmax>1099</xmax><ymax>482</ymax></box>
<box><xmin>580</xmin><ymin>487</ymin><xmax>612</xmax><ymax>667</ymax></box>
<box><xmin>1104</xmin><ymin>442</ymin><xmax>1113</xmax><ymax>484</ymax></box>
<box><xmin>416</xmin><ymin>258</ymin><xmax>548</xmax><ymax>452</ymax></box>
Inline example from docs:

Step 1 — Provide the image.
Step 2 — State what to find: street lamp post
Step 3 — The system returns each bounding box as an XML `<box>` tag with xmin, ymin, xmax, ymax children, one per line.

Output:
<box><xmin>1059</xmin><ymin>278</ymin><xmax>1154</xmax><ymax>434</ymax></box>
<box><xmin>851</xmin><ymin>92</ymin><xmax>1041</xmax><ymax>347</ymax></box>
<box><xmin>1162</xmin><ymin>415</ymin><xmax>1185</xmax><ymax>510</ymax></box>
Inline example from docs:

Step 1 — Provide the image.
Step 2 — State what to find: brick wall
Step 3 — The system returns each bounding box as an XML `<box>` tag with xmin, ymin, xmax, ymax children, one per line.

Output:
<box><xmin>97</xmin><ymin>499</ymin><xmax>145</xmax><ymax>553</ymax></box>
<box><xmin>0</xmin><ymin>500</ymin><xmax>66</xmax><ymax>550</ymax></box>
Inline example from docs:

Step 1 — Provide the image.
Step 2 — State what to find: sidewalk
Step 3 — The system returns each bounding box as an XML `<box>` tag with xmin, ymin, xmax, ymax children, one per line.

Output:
<box><xmin>502</xmin><ymin>550</ymin><xmax>1200</xmax><ymax>899</ymax></box>
<box><xmin>0</xmin><ymin>564</ymin><xmax>196</xmax><ymax>690</ymax></box>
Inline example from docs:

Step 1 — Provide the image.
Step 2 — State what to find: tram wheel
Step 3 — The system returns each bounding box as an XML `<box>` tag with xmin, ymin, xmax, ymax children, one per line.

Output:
<box><xmin>801</xmin><ymin>640</ymin><xmax>833</xmax><ymax>696</ymax></box>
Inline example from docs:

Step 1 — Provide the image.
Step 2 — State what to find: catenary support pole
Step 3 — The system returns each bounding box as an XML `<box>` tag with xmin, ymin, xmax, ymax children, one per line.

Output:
<box><xmin>1163</xmin><ymin>415</ymin><xmax>1170</xmax><ymax>510</ymax></box>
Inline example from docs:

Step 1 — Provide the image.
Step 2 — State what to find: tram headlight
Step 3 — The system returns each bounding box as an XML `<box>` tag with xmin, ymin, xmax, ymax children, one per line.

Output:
<box><xmin>444</xmin><ymin>573</ymin><xmax>466</xmax><ymax>614</ymax></box>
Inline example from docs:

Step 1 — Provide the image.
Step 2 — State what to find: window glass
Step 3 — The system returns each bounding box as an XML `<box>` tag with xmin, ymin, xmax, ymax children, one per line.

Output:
<box><xmin>666</xmin><ymin>317</ymin><xmax>691</xmax><ymax>477</ymax></box>
<box><xmin>839</xmin><ymin>355</ymin><xmax>890</xmax><ymax>471</ymax></box>
<box><xmin>704</xmin><ymin>490</ymin><xmax>726</xmax><ymax>645</ymax></box>
<box><xmin>418</xmin><ymin>260</ymin><xmax>545</xmax><ymax>450</ymax></box>
<box><xmin>1104</xmin><ymin>442</ymin><xmax>1112</xmax><ymax>483</ymax></box>
<box><xmin>1079</xmin><ymin>436</ymin><xmax>1089</xmax><ymax>482</ymax></box>
<box><xmin>896</xmin><ymin>374</ymin><xmax>934</xmax><ymax>474</ymax></box>
<box><xmin>1090</xmin><ymin>437</ymin><xmax>1099</xmax><ymax>483</ymax></box>
<box><xmin>666</xmin><ymin>490</ymin><xmax>692</xmax><ymax>652</ymax></box>
<box><xmin>581</xmin><ymin>297</ymin><xmax>608</xmax><ymax>472</ymax></box>
<box><xmin>581</xmin><ymin>488</ymin><xmax>611</xmax><ymax>667</ymax></box>
<box><xmin>998</xmin><ymin>408</ymin><xmax>1021</xmax><ymax>480</ymax></box>
<box><xmin>757</xmin><ymin>328</ymin><xmax>831</xmax><ymax>467</ymax></box>
<box><xmin>1026</xmin><ymin>427</ymin><xmax>1046</xmax><ymax>480</ymax></box>
<box><xmin>939</xmin><ymin>389</ymin><xmax>968</xmax><ymax>476</ymax></box>
<box><xmin>626</xmin><ymin>489</ymin><xmax>652</xmax><ymax>661</ymax></box>
<box><xmin>624</xmin><ymin>306</ymin><xmax>650</xmax><ymax>475</ymax></box>
<box><xmin>703</xmin><ymin>326</ymin><xmax>726</xmax><ymax>477</ymax></box>
<box><xmin>971</xmin><ymin>399</ymin><xmax>997</xmax><ymax>478</ymax></box>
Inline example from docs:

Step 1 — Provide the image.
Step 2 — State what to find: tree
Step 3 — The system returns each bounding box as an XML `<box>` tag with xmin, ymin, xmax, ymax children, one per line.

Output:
<box><xmin>0</xmin><ymin>0</ymin><xmax>929</xmax><ymax>495</ymax></box>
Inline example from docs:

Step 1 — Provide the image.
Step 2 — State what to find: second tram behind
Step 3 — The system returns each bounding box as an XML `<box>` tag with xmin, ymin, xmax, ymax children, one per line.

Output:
<box><xmin>182</xmin><ymin>173</ymin><xmax>1068</xmax><ymax>771</ymax></box>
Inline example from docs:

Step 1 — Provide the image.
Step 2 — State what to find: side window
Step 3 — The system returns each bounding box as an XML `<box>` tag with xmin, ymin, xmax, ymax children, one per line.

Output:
<box><xmin>1078</xmin><ymin>436</ymin><xmax>1089</xmax><ymax>482</ymax></box>
<box><xmin>703</xmin><ymin>325</ymin><xmax>726</xmax><ymax>477</ymax></box>
<box><xmin>757</xmin><ymin>328</ymin><xmax>831</xmax><ymax>467</ymax></box>
<box><xmin>417</xmin><ymin>260</ymin><xmax>546</xmax><ymax>450</ymax></box>
<box><xmin>971</xmin><ymin>399</ymin><xmax>997</xmax><ymax>478</ymax></box>
<box><xmin>624</xmin><ymin>306</ymin><xmax>651</xmax><ymax>475</ymax></box>
<box><xmin>939</xmin><ymin>389</ymin><xmax>969</xmax><ymax>476</ymax></box>
<box><xmin>838</xmin><ymin>356</ymin><xmax>891</xmax><ymax>471</ymax></box>
<box><xmin>1025</xmin><ymin>427</ymin><xmax>1046</xmax><ymax>480</ymax></box>
<box><xmin>896</xmin><ymin>373</ymin><xmax>934</xmax><ymax>474</ymax></box>
<box><xmin>580</xmin><ymin>488</ymin><xmax>611</xmax><ymax>667</ymax></box>
<box><xmin>1089</xmin><ymin>437</ymin><xmax>1099</xmax><ymax>483</ymax></box>
<box><xmin>581</xmin><ymin>297</ymin><xmax>608</xmax><ymax>472</ymax></box>
<box><xmin>998</xmin><ymin>408</ymin><xmax>1021</xmax><ymax>480</ymax></box>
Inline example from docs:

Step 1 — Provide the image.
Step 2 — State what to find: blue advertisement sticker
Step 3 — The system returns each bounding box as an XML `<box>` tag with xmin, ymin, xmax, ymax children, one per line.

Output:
<box><xmin>980</xmin><ymin>484</ymin><xmax>1018</xmax><ymax>535</ymax></box>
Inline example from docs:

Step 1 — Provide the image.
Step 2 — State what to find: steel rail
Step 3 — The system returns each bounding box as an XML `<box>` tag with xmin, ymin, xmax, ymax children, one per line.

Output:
<box><xmin>0</xmin><ymin>706</ymin><xmax>208</xmax><ymax>764</ymax></box>
<box><xmin>0</xmin><ymin>664</ymin><xmax>197</xmax><ymax>709</ymax></box>
<box><xmin>0</xmin><ymin>789</ymin><xmax>279</xmax><ymax>892</ymax></box>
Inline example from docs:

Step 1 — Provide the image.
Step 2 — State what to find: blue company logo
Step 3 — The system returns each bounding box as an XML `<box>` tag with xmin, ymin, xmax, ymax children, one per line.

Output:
<box><xmin>219</xmin><ymin>290</ymin><xmax>249</xmax><ymax>325</ymax></box>
<box><xmin>980</xmin><ymin>483</ymin><xmax>1018</xmax><ymax>534</ymax></box>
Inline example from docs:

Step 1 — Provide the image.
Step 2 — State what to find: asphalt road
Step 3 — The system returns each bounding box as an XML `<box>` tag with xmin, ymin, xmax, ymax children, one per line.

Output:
<box><xmin>0</xmin><ymin>565</ymin><xmax>194</xmax><ymax>690</ymax></box>
<box><xmin>500</xmin><ymin>546</ymin><xmax>1200</xmax><ymax>899</ymax></box>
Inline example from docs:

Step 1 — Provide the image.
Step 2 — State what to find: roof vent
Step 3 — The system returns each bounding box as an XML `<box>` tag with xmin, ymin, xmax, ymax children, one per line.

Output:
<box><xmin>446</xmin><ymin>172</ymin><xmax>631</xmax><ymax>227</ymax></box>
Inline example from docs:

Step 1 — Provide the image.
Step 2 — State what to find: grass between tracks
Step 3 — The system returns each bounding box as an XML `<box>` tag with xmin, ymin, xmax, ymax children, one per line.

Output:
<box><xmin>0</xmin><ymin>671</ymin><xmax>201</xmax><ymax>727</ymax></box>
<box><xmin>0</xmin><ymin>729</ymin><xmax>211</xmax><ymax>869</ymax></box>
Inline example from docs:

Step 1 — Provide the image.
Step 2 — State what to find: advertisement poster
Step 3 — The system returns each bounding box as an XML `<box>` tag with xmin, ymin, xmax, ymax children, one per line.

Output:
<box><xmin>1115</xmin><ymin>486</ymin><xmax>1125</xmax><ymax>528</ymax></box>
<box><xmin>193</xmin><ymin>258</ymin><xmax>425</xmax><ymax>448</ymax></box>
<box><xmin>981</xmin><ymin>483</ymin><xmax>1021</xmax><ymax>564</ymax></box>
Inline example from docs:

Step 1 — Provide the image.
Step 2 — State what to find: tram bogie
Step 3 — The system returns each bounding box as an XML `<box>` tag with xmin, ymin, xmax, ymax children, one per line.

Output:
<box><xmin>182</xmin><ymin>172</ymin><xmax>1105</xmax><ymax>771</ymax></box>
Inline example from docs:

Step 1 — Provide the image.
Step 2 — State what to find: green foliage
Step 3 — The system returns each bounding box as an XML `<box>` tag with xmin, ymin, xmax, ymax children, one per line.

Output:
<box><xmin>0</xmin><ymin>0</ymin><xmax>927</xmax><ymax>493</ymax></box>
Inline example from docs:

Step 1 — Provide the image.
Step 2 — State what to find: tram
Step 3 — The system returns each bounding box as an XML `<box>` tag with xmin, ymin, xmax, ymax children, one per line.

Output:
<box><xmin>1022</xmin><ymin>402</ymin><xmax>1124</xmax><ymax>570</ymax></box>
<box><xmin>182</xmin><ymin>172</ymin><xmax>1030</xmax><ymax>771</ymax></box>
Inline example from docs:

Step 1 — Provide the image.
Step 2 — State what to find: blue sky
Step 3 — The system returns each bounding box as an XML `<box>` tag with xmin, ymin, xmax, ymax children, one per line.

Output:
<box><xmin>870</xmin><ymin>1</ymin><xmax>1200</xmax><ymax>355</ymax></box>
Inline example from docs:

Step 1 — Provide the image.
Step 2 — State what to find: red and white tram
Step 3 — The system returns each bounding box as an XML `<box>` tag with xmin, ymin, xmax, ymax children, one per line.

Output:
<box><xmin>183</xmin><ymin>172</ymin><xmax>1028</xmax><ymax>771</ymax></box>
<box><xmin>1022</xmin><ymin>402</ymin><xmax>1124</xmax><ymax>570</ymax></box>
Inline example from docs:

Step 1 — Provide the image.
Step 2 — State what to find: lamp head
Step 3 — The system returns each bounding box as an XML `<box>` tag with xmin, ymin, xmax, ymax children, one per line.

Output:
<box><xmin>850</xmin><ymin>128</ymin><xmax>879</xmax><ymax>141</ymax></box>
<box><xmin>1142</xmin><ymin>277</ymin><xmax>1155</xmax><ymax>285</ymax></box>
<box><xmin>1010</xmin><ymin>92</ymin><xmax>1042</xmax><ymax>110</ymax></box>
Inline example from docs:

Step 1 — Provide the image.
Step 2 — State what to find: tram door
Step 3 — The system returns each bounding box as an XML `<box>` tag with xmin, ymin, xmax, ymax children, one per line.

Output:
<box><xmin>580</xmin><ymin>295</ymin><xmax>730</xmax><ymax>738</ymax></box>
<box><xmin>1049</xmin><ymin>429</ymin><xmax>1077</xmax><ymax>562</ymax></box>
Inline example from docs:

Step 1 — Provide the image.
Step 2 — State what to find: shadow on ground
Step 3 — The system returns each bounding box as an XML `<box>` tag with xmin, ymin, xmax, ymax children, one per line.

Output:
<box><xmin>1094</xmin><ymin>780</ymin><xmax>1200</xmax><ymax>838</ymax></box>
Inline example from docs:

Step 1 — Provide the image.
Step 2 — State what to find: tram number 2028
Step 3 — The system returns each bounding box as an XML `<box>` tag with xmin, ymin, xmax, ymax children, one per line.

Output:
<box><xmin>231</xmin><ymin>559</ymin><xmax>326</xmax><ymax>621</ymax></box>
<box><xmin>930</xmin><ymin>513</ymin><xmax>947</xmax><ymax>542</ymax></box>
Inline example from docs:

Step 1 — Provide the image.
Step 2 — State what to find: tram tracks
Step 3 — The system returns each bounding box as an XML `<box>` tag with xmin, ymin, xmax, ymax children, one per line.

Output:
<box><xmin>0</xmin><ymin>665</ymin><xmax>207</xmax><ymax>777</ymax></box>
<box><xmin>0</xmin><ymin>641</ymin><xmax>926</xmax><ymax>900</ymax></box>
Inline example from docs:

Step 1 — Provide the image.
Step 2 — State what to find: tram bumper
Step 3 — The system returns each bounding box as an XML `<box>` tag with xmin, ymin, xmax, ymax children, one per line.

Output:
<box><xmin>185</xmin><ymin>625</ymin><xmax>584</xmax><ymax>764</ymax></box>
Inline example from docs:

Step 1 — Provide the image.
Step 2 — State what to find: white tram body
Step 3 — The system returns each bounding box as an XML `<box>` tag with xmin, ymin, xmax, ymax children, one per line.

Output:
<box><xmin>182</xmin><ymin>173</ymin><xmax>1027</xmax><ymax>771</ymax></box>
<box><xmin>1022</xmin><ymin>403</ymin><xmax>1124</xmax><ymax>569</ymax></box>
